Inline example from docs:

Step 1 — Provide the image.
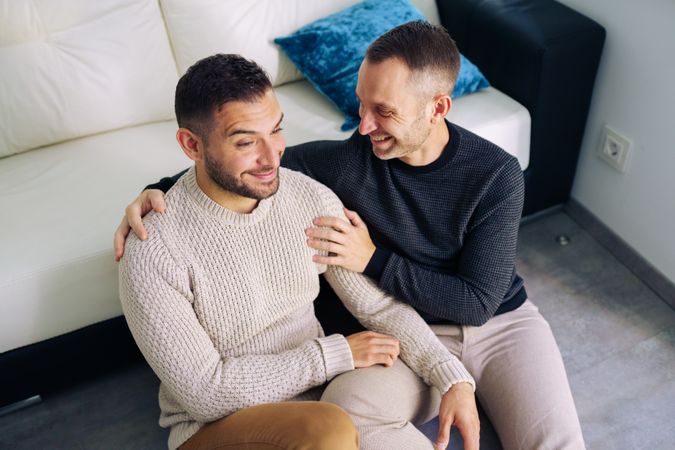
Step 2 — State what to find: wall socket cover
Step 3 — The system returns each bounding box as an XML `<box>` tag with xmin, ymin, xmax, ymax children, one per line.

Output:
<box><xmin>598</xmin><ymin>125</ymin><xmax>631</xmax><ymax>173</ymax></box>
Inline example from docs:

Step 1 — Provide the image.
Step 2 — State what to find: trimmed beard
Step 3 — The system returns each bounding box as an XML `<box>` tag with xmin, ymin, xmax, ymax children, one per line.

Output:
<box><xmin>203</xmin><ymin>151</ymin><xmax>279</xmax><ymax>200</ymax></box>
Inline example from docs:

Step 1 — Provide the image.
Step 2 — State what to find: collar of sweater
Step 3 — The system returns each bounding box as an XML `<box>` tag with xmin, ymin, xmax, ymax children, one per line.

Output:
<box><xmin>182</xmin><ymin>166</ymin><xmax>276</xmax><ymax>226</ymax></box>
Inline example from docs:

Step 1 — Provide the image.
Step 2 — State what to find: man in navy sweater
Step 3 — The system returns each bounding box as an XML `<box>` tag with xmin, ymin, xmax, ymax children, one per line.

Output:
<box><xmin>114</xmin><ymin>21</ymin><xmax>585</xmax><ymax>450</ymax></box>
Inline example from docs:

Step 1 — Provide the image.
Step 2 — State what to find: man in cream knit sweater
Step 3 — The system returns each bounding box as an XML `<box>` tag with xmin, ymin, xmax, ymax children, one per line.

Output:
<box><xmin>119</xmin><ymin>54</ymin><xmax>478</xmax><ymax>450</ymax></box>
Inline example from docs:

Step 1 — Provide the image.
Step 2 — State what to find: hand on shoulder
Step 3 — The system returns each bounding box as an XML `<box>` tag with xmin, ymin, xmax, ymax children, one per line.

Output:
<box><xmin>113</xmin><ymin>189</ymin><xmax>167</xmax><ymax>261</ymax></box>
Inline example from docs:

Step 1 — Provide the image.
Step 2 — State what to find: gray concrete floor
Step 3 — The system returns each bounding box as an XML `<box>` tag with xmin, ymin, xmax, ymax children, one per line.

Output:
<box><xmin>1</xmin><ymin>211</ymin><xmax>674</xmax><ymax>449</ymax></box>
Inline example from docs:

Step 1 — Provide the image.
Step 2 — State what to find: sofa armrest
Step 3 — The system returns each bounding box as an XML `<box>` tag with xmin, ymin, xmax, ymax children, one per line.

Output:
<box><xmin>436</xmin><ymin>0</ymin><xmax>605</xmax><ymax>215</ymax></box>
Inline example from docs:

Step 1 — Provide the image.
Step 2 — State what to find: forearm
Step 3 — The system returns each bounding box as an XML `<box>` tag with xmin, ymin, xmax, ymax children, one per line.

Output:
<box><xmin>161</xmin><ymin>336</ymin><xmax>351</xmax><ymax>422</ymax></box>
<box><xmin>377</xmin><ymin>253</ymin><xmax>509</xmax><ymax>326</ymax></box>
<box><xmin>130</xmin><ymin>309</ymin><xmax>351</xmax><ymax>422</ymax></box>
<box><xmin>325</xmin><ymin>266</ymin><xmax>474</xmax><ymax>393</ymax></box>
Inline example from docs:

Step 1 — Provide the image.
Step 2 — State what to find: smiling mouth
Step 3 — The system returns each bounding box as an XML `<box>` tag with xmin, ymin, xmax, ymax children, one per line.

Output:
<box><xmin>248</xmin><ymin>168</ymin><xmax>277</xmax><ymax>181</ymax></box>
<box><xmin>370</xmin><ymin>134</ymin><xmax>393</xmax><ymax>148</ymax></box>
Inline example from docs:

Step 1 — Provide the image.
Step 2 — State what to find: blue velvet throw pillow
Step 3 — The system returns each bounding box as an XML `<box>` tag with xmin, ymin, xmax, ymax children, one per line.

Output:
<box><xmin>275</xmin><ymin>0</ymin><xmax>490</xmax><ymax>130</ymax></box>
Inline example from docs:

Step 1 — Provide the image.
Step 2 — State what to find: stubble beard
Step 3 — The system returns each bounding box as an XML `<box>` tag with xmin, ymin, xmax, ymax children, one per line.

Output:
<box><xmin>373</xmin><ymin>110</ymin><xmax>431</xmax><ymax>161</ymax></box>
<box><xmin>203</xmin><ymin>151</ymin><xmax>279</xmax><ymax>200</ymax></box>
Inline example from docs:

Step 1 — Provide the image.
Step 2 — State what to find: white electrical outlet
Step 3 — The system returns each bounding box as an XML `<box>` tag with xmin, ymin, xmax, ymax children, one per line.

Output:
<box><xmin>598</xmin><ymin>125</ymin><xmax>631</xmax><ymax>173</ymax></box>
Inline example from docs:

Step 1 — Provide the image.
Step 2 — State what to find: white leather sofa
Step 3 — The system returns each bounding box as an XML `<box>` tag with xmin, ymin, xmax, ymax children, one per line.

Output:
<box><xmin>0</xmin><ymin>0</ymin><xmax>530</xmax><ymax>362</ymax></box>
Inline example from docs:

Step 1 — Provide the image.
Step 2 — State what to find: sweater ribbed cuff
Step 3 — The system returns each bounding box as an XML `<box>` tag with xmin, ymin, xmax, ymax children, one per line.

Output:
<box><xmin>429</xmin><ymin>360</ymin><xmax>476</xmax><ymax>394</ymax></box>
<box><xmin>363</xmin><ymin>247</ymin><xmax>390</xmax><ymax>281</ymax></box>
<box><xmin>316</xmin><ymin>334</ymin><xmax>354</xmax><ymax>381</ymax></box>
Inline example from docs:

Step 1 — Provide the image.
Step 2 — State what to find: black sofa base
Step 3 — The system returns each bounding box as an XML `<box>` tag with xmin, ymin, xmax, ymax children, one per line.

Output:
<box><xmin>0</xmin><ymin>317</ymin><xmax>143</xmax><ymax>408</ymax></box>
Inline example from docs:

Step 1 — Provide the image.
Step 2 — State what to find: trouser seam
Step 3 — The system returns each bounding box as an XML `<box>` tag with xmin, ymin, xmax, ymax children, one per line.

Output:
<box><xmin>459</xmin><ymin>324</ymin><xmax>470</xmax><ymax>361</ymax></box>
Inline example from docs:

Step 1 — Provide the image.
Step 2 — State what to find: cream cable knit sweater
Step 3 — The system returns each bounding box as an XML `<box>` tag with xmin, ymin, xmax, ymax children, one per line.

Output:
<box><xmin>119</xmin><ymin>167</ymin><xmax>474</xmax><ymax>450</ymax></box>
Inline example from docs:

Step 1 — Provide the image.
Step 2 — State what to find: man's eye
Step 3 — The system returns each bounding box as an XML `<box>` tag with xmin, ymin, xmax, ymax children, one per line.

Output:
<box><xmin>237</xmin><ymin>141</ymin><xmax>254</xmax><ymax>148</ymax></box>
<box><xmin>378</xmin><ymin>109</ymin><xmax>392</xmax><ymax>117</ymax></box>
<box><xmin>272</xmin><ymin>127</ymin><xmax>283</xmax><ymax>134</ymax></box>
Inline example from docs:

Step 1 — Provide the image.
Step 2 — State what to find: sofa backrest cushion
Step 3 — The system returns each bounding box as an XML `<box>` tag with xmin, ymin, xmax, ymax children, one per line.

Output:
<box><xmin>0</xmin><ymin>0</ymin><xmax>178</xmax><ymax>158</ymax></box>
<box><xmin>160</xmin><ymin>0</ymin><xmax>440</xmax><ymax>85</ymax></box>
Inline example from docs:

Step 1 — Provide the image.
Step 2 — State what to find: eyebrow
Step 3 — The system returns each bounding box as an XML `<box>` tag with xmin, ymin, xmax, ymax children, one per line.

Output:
<box><xmin>227</xmin><ymin>113</ymin><xmax>284</xmax><ymax>137</ymax></box>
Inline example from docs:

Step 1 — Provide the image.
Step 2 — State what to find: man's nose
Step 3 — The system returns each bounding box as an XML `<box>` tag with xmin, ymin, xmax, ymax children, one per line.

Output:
<box><xmin>258</xmin><ymin>140</ymin><xmax>280</xmax><ymax>166</ymax></box>
<box><xmin>358</xmin><ymin>109</ymin><xmax>377</xmax><ymax>136</ymax></box>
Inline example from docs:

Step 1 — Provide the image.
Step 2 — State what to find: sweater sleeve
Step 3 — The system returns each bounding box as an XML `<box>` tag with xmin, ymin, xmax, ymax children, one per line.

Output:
<box><xmin>119</xmin><ymin>230</ymin><xmax>353</xmax><ymax>423</ymax></box>
<box><xmin>314</xmin><ymin>184</ymin><xmax>475</xmax><ymax>394</ymax></box>
<box><xmin>377</xmin><ymin>158</ymin><xmax>525</xmax><ymax>326</ymax></box>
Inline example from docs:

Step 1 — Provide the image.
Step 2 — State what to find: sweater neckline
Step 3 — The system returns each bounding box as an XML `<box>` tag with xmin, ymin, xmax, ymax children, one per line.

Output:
<box><xmin>183</xmin><ymin>166</ymin><xmax>275</xmax><ymax>225</ymax></box>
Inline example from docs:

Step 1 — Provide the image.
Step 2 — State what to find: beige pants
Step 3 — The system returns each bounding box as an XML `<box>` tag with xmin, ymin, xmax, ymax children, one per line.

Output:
<box><xmin>321</xmin><ymin>300</ymin><xmax>585</xmax><ymax>450</ymax></box>
<box><xmin>180</xmin><ymin>401</ymin><xmax>359</xmax><ymax>450</ymax></box>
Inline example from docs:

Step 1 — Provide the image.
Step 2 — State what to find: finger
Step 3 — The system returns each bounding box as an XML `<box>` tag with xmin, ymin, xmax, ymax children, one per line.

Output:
<box><xmin>360</xmin><ymin>330</ymin><xmax>398</xmax><ymax>340</ymax></box>
<box><xmin>435</xmin><ymin>418</ymin><xmax>451</xmax><ymax>450</ymax></box>
<box><xmin>312</xmin><ymin>216</ymin><xmax>351</xmax><ymax>232</ymax></box>
<box><xmin>312</xmin><ymin>255</ymin><xmax>344</xmax><ymax>266</ymax></box>
<box><xmin>305</xmin><ymin>227</ymin><xmax>348</xmax><ymax>245</ymax></box>
<box><xmin>149</xmin><ymin>191</ymin><xmax>167</xmax><ymax>213</ymax></box>
<box><xmin>363</xmin><ymin>337</ymin><xmax>400</xmax><ymax>351</ymax></box>
<box><xmin>364</xmin><ymin>351</ymin><xmax>399</xmax><ymax>367</ymax></box>
<box><xmin>350</xmin><ymin>330</ymin><xmax>398</xmax><ymax>341</ymax></box>
<box><xmin>359</xmin><ymin>334</ymin><xmax>401</xmax><ymax>352</ymax></box>
<box><xmin>456</xmin><ymin>418</ymin><xmax>480</xmax><ymax>450</ymax></box>
<box><xmin>308</xmin><ymin>239</ymin><xmax>347</xmax><ymax>255</ymax></box>
<box><xmin>126</xmin><ymin>205</ymin><xmax>149</xmax><ymax>240</ymax></box>
<box><xmin>113</xmin><ymin>219</ymin><xmax>131</xmax><ymax>262</ymax></box>
<box><xmin>366</xmin><ymin>343</ymin><xmax>400</xmax><ymax>356</ymax></box>
<box><xmin>383</xmin><ymin>353</ymin><xmax>396</xmax><ymax>367</ymax></box>
<box><xmin>343</xmin><ymin>207</ymin><xmax>365</xmax><ymax>228</ymax></box>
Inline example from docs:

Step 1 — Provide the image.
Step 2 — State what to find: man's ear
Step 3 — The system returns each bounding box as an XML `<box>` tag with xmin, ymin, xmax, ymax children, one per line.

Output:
<box><xmin>430</xmin><ymin>94</ymin><xmax>452</xmax><ymax>124</ymax></box>
<box><xmin>176</xmin><ymin>128</ymin><xmax>204</xmax><ymax>162</ymax></box>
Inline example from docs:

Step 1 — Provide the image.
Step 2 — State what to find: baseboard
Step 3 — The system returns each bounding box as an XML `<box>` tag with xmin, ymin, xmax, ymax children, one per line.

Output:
<box><xmin>565</xmin><ymin>199</ymin><xmax>675</xmax><ymax>309</ymax></box>
<box><xmin>521</xmin><ymin>203</ymin><xmax>564</xmax><ymax>226</ymax></box>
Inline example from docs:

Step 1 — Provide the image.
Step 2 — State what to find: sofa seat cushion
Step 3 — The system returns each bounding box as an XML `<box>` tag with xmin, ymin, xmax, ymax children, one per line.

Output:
<box><xmin>277</xmin><ymin>80</ymin><xmax>530</xmax><ymax>169</ymax></box>
<box><xmin>0</xmin><ymin>121</ymin><xmax>187</xmax><ymax>353</ymax></box>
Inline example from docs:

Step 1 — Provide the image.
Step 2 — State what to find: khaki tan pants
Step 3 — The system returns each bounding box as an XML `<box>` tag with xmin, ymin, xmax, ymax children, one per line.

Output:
<box><xmin>321</xmin><ymin>300</ymin><xmax>586</xmax><ymax>450</ymax></box>
<box><xmin>180</xmin><ymin>401</ymin><xmax>359</xmax><ymax>450</ymax></box>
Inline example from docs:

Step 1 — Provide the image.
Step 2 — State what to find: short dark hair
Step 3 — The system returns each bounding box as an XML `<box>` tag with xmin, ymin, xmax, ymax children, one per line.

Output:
<box><xmin>366</xmin><ymin>21</ymin><xmax>460</xmax><ymax>94</ymax></box>
<box><xmin>174</xmin><ymin>54</ymin><xmax>272</xmax><ymax>141</ymax></box>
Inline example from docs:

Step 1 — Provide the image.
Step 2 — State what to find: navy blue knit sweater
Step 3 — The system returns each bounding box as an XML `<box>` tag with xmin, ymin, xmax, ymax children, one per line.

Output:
<box><xmin>150</xmin><ymin>121</ymin><xmax>526</xmax><ymax>326</ymax></box>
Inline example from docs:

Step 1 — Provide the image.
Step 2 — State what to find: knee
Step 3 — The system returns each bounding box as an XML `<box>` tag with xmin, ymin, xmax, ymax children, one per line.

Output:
<box><xmin>321</xmin><ymin>366</ymin><xmax>390</xmax><ymax>412</ymax></box>
<box><xmin>320</xmin><ymin>372</ymin><xmax>361</xmax><ymax>409</ymax></box>
<box><xmin>295</xmin><ymin>402</ymin><xmax>359</xmax><ymax>450</ymax></box>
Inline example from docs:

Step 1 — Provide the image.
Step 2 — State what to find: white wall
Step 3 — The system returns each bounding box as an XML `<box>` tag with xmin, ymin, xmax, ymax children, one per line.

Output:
<box><xmin>557</xmin><ymin>0</ymin><xmax>675</xmax><ymax>283</ymax></box>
